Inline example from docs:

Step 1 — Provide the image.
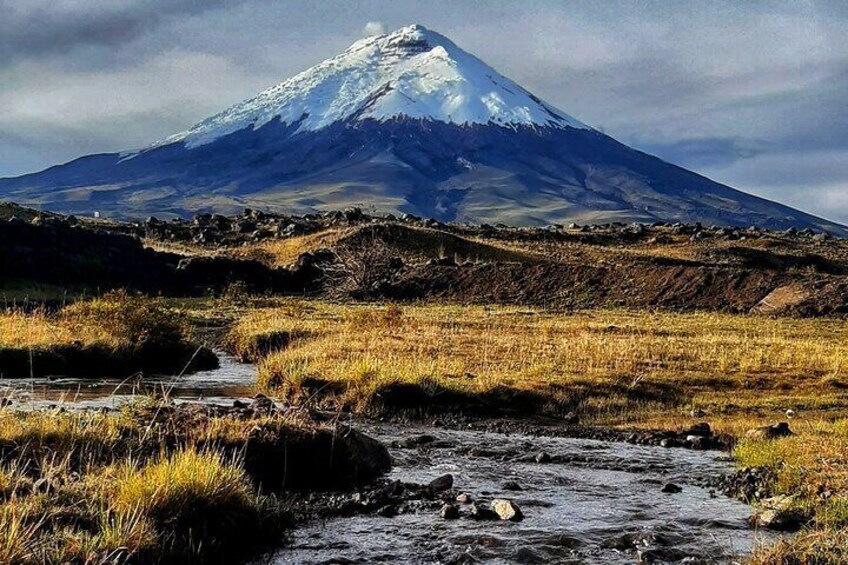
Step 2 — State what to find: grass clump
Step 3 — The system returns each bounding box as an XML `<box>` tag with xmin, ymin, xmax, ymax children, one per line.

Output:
<box><xmin>106</xmin><ymin>448</ymin><xmax>283</xmax><ymax>563</ymax></box>
<box><xmin>0</xmin><ymin>291</ymin><xmax>216</xmax><ymax>377</ymax></box>
<box><xmin>0</xmin><ymin>406</ymin><xmax>291</xmax><ymax>564</ymax></box>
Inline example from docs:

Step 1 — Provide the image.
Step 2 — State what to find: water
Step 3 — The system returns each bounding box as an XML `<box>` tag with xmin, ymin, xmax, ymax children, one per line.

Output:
<box><xmin>0</xmin><ymin>358</ymin><xmax>772</xmax><ymax>563</ymax></box>
<box><xmin>277</xmin><ymin>424</ymin><xmax>773</xmax><ymax>564</ymax></box>
<box><xmin>0</xmin><ymin>352</ymin><xmax>256</xmax><ymax>410</ymax></box>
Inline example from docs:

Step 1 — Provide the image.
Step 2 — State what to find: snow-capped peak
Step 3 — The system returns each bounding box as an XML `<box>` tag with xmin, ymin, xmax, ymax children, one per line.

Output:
<box><xmin>162</xmin><ymin>24</ymin><xmax>590</xmax><ymax>148</ymax></box>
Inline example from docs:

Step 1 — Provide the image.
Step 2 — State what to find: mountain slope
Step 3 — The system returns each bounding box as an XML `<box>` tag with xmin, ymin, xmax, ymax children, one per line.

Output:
<box><xmin>1</xmin><ymin>24</ymin><xmax>845</xmax><ymax>235</ymax></box>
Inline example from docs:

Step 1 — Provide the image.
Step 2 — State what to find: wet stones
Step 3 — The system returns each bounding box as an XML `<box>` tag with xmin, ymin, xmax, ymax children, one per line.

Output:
<box><xmin>440</xmin><ymin>503</ymin><xmax>460</xmax><ymax>519</ymax></box>
<box><xmin>721</xmin><ymin>466</ymin><xmax>774</xmax><ymax>502</ymax></box>
<box><xmin>427</xmin><ymin>474</ymin><xmax>454</xmax><ymax>493</ymax></box>
<box><xmin>749</xmin><ymin>495</ymin><xmax>807</xmax><ymax>531</ymax></box>
<box><xmin>501</xmin><ymin>480</ymin><xmax>523</xmax><ymax>491</ymax></box>
<box><xmin>745</xmin><ymin>422</ymin><xmax>793</xmax><ymax>440</ymax></box>
<box><xmin>491</xmin><ymin>499</ymin><xmax>524</xmax><ymax>521</ymax></box>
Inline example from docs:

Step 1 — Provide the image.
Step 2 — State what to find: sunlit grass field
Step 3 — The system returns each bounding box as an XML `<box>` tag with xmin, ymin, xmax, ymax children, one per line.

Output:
<box><xmin>0</xmin><ymin>404</ymin><xmax>289</xmax><ymax>564</ymax></box>
<box><xmin>4</xmin><ymin>295</ymin><xmax>848</xmax><ymax>563</ymax></box>
<box><xmin>227</xmin><ymin>301</ymin><xmax>848</xmax><ymax>423</ymax></box>
<box><xmin>226</xmin><ymin>300</ymin><xmax>848</xmax><ymax>564</ymax></box>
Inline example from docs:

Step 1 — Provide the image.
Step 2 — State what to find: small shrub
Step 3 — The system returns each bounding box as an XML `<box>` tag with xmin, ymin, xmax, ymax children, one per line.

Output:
<box><xmin>61</xmin><ymin>290</ymin><xmax>184</xmax><ymax>349</ymax></box>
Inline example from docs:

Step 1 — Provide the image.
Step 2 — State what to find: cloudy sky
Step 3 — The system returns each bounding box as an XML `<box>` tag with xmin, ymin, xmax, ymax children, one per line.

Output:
<box><xmin>2</xmin><ymin>0</ymin><xmax>847</xmax><ymax>223</ymax></box>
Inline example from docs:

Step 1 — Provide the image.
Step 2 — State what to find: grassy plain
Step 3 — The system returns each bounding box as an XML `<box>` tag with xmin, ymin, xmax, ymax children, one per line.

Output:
<box><xmin>3</xmin><ymin>295</ymin><xmax>848</xmax><ymax>563</ymax></box>
<box><xmin>227</xmin><ymin>300</ymin><xmax>848</xmax><ymax>564</ymax></box>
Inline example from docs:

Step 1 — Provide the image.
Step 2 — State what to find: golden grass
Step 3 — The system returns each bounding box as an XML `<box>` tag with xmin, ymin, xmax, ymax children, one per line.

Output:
<box><xmin>227</xmin><ymin>300</ymin><xmax>848</xmax><ymax>563</ymax></box>
<box><xmin>734</xmin><ymin>420</ymin><xmax>848</xmax><ymax>564</ymax></box>
<box><xmin>226</xmin><ymin>228</ymin><xmax>350</xmax><ymax>267</ymax></box>
<box><xmin>751</xmin><ymin>527</ymin><xmax>848</xmax><ymax>565</ymax></box>
<box><xmin>0</xmin><ymin>405</ymin><xmax>289</xmax><ymax>564</ymax></box>
<box><xmin>0</xmin><ymin>291</ymin><xmax>185</xmax><ymax>350</ymax></box>
<box><xmin>227</xmin><ymin>301</ymin><xmax>848</xmax><ymax>421</ymax></box>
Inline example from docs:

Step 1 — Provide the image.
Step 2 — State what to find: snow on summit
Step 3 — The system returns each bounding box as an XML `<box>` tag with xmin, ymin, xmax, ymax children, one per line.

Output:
<box><xmin>163</xmin><ymin>24</ymin><xmax>589</xmax><ymax>148</ymax></box>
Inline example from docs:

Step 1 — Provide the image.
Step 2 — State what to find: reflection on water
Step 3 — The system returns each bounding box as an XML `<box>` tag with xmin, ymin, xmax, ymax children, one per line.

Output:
<box><xmin>278</xmin><ymin>424</ymin><xmax>775</xmax><ymax>564</ymax></box>
<box><xmin>0</xmin><ymin>353</ymin><xmax>256</xmax><ymax>410</ymax></box>
<box><xmin>0</xmin><ymin>357</ymin><xmax>773</xmax><ymax>563</ymax></box>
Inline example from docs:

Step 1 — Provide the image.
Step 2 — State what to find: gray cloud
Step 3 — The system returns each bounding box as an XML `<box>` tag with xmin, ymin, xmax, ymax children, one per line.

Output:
<box><xmin>1</xmin><ymin>0</ymin><xmax>847</xmax><ymax>224</ymax></box>
<box><xmin>0</xmin><ymin>0</ymin><xmax>249</xmax><ymax>66</ymax></box>
<box><xmin>635</xmin><ymin>137</ymin><xmax>770</xmax><ymax>169</ymax></box>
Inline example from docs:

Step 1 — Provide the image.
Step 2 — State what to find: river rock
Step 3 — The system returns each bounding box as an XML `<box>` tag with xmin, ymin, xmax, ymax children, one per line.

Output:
<box><xmin>377</xmin><ymin>505</ymin><xmax>398</xmax><ymax>518</ymax></box>
<box><xmin>250</xmin><ymin>394</ymin><xmax>276</xmax><ymax>414</ymax></box>
<box><xmin>440</xmin><ymin>503</ymin><xmax>460</xmax><ymax>519</ymax></box>
<box><xmin>469</xmin><ymin>502</ymin><xmax>500</xmax><ymax>521</ymax></box>
<box><xmin>502</xmin><ymin>480</ymin><xmax>523</xmax><ymax>491</ymax></box>
<box><xmin>492</xmin><ymin>499</ymin><xmax>524</xmax><ymax>521</ymax></box>
<box><xmin>746</xmin><ymin>422</ymin><xmax>793</xmax><ymax>440</ymax></box>
<box><xmin>428</xmin><ymin>474</ymin><xmax>454</xmax><ymax>493</ymax></box>
<box><xmin>750</xmin><ymin>495</ymin><xmax>807</xmax><ymax>531</ymax></box>
<box><xmin>661</xmin><ymin>483</ymin><xmax>683</xmax><ymax>493</ymax></box>
<box><xmin>535</xmin><ymin>451</ymin><xmax>551</xmax><ymax>463</ymax></box>
<box><xmin>456</xmin><ymin>493</ymin><xmax>472</xmax><ymax>504</ymax></box>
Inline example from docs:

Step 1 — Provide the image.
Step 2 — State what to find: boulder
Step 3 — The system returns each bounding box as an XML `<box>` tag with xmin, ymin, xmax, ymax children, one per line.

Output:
<box><xmin>746</xmin><ymin>422</ymin><xmax>793</xmax><ymax>440</ymax></box>
<box><xmin>750</xmin><ymin>495</ymin><xmax>807</xmax><ymax>531</ymax></box>
<box><xmin>428</xmin><ymin>474</ymin><xmax>454</xmax><ymax>493</ymax></box>
<box><xmin>534</xmin><ymin>451</ymin><xmax>552</xmax><ymax>463</ymax></box>
<box><xmin>491</xmin><ymin>499</ymin><xmax>524</xmax><ymax>521</ymax></box>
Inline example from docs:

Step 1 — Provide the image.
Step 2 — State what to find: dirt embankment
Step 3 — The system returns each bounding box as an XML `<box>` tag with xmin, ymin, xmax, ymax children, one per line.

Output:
<box><xmin>4</xmin><ymin>205</ymin><xmax>847</xmax><ymax>315</ymax></box>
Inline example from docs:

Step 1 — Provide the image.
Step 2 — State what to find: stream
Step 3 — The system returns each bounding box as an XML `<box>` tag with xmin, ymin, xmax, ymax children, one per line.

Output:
<box><xmin>0</xmin><ymin>353</ymin><xmax>774</xmax><ymax>564</ymax></box>
<box><xmin>276</xmin><ymin>423</ymin><xmax>772</xmax><ymax>564</ymax></box>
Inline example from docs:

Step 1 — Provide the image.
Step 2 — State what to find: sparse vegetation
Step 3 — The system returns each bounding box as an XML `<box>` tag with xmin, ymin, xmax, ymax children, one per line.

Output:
<box><xmin>0</xmin><ymin>404</ymin><xmax>297</xmax><ymax>564</ymax></box>
<box><xmin>226</xmin><ymin>301</ymin><xmax>848</xmax><ymax>422</ymax></box>
<box><xmin>0</xmin><ymin>291</ymin><xmax>217</xmax><ymax>377</ymax></box>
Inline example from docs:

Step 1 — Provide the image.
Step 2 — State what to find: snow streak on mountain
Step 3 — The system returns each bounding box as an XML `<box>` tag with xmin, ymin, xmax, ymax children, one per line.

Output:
<box><xmin>0</xmin><ymin>24</ymin><xmax>845</xmax><ymax>235</ymax></box>
<box><xmin>162</xmin><ymin>25</ymin><xmax>588</xmax><ymax>149</ymax></box>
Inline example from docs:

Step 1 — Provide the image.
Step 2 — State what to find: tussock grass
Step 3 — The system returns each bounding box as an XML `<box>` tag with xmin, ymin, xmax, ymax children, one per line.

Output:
<box><xmin>0</xmin><ymin>291</ymin><xmax>185</xmax><ymax>350</ymax></box>
<box><xmin>227</xmin><ymin>301</ymin><xmax>848</xmax><ymax>419</ymax></box>
<box><xmin>0</xmin><ymin>291</ymin><xmax>217</xmax><ymax>378</ymax></box>
<box><xmin>0</xmin><ymin>405</ymin><xmax>290</xmax><ymax>564</ymax></box>
<box><xmin>751</xmin><ymin>527</ymin><xmax>848</xmax><ymax>564</ymax></box>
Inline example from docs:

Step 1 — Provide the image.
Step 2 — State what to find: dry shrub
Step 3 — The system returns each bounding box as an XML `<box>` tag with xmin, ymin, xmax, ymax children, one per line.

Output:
<box><xmin>60</xmin><ymin>290</ymin><xmax>184</xmax><ymax>349</ymax></box>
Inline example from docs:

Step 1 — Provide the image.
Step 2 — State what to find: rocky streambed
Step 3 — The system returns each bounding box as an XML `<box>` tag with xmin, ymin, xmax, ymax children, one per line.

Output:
<box><xmin>276</xmin><ymin>423</ymin><xmax>776</xmax><ymax>564</ymax></box>
<box><xmin>0</xmin><ymin>354</ymin><xmax>779</xmax><ymax>564</ymax></box>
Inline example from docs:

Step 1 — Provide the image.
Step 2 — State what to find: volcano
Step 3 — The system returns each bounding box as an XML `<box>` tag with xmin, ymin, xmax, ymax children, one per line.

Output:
<box><xmin>1</xmin><ymin>24</ymin><xmax>844</xmax><ymax>234</ymax></box>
